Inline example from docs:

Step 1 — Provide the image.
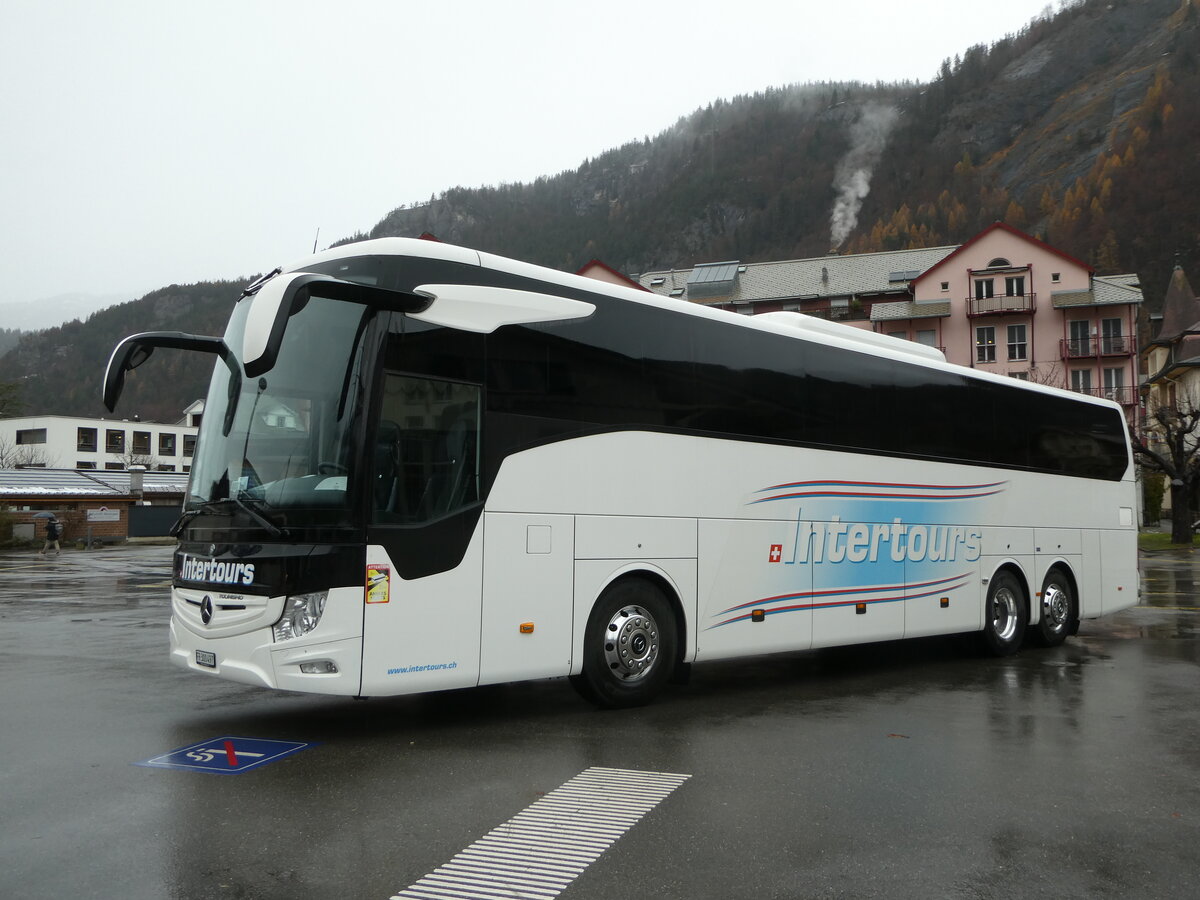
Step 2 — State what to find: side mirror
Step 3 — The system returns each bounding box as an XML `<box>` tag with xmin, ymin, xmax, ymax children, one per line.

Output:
<box><xmin>104</xmin><ymin>332</ymin><xmax>232</xmax><ymax>413</ymax></box>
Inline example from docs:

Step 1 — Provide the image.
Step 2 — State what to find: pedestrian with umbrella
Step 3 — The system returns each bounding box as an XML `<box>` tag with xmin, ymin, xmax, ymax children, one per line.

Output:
<box><xmin>34</xmin><ymin>512</ymin><xmax>62</xmax><ymax>556</ymax></box>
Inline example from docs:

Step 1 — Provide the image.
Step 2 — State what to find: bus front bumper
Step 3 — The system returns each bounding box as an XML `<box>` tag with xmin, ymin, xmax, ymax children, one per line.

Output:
<box><xmin>169</xmin><ymin>618</ymin><xmax>362</xmax><ymax>695</ymax></box>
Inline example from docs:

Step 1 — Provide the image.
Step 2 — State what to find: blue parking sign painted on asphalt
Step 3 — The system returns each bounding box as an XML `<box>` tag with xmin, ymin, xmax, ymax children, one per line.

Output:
<box><xmin>134</xmin><ymin>736</ymin><xmax>315</xmax><ymax>774</ymax></box>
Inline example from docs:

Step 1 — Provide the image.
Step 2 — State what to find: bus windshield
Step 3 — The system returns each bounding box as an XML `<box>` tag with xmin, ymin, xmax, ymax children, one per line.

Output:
<box><xmin>186</xmin><ymin>292</ymin><xmax>371</xmax><ymax>527</ymax></box>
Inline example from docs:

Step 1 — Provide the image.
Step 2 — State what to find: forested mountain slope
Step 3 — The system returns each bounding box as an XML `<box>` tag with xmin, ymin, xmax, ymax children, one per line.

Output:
<box><xmin>359</xmin><ymin>0</ymin><xmax>1196</xmax><ymax>303</ymax></box>
<box><xmin>0</xmin><ymin>281</ymin><xmax>243</xmax><ymax>422</ymax></box>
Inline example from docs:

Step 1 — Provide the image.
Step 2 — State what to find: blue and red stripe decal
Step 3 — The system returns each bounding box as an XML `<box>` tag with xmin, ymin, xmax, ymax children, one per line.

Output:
<box><xmin>751</xmin><ymin>479</ymin><xmax>1006</xmax><ymax>504</ymax></box>
<box><xmin>707</xmin><ymin>573</ymin><xmax>971</xmax><ymax>629</ymax></box>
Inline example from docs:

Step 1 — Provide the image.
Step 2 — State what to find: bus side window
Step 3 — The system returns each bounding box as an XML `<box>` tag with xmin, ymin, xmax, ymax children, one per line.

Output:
<box><xmin>373</xmin><ymin>373</ymin><xmax>481</xmax><ymax>524</ymax></box>
<box><xmin>374</xmin><ymin>419</ymin><xmax>402</xmax><ymax>515</ymax></box>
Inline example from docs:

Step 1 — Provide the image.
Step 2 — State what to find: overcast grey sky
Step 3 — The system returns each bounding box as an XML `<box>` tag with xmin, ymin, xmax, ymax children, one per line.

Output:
<box><xmin>0</xmin><ymin>0</ymin><xmax>1059</xmax><ymax>321</ymax></box>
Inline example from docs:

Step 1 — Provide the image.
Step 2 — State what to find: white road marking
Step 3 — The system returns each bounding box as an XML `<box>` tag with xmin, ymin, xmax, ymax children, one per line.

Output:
<box><xmin>390</xmin><ymin>766</ymin><xmax>690</xmax><ymax>900</ymax></box>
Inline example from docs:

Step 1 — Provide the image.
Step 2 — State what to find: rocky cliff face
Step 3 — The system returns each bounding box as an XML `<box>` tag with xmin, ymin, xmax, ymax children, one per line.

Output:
<box><xmin>939</xmin><ymin>0</ymin><xmax>1179</xmax><ymax>196</ymax></box>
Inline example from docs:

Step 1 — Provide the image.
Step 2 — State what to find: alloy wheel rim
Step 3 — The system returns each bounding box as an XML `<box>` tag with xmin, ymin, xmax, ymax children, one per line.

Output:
<box><xmin>602</xmin><ymin>605</ymin><xmax>660</xmax><ymax>682</ymax></box>
<box><xmin>992</xmin><ymin>587</ymin><xmax>1019</xmax><ymax>642</ymax></box>
<box><xmin>1042</xmin><ymin>583</ymin><xmax>1069</xmax><ymax>632</ymax></box>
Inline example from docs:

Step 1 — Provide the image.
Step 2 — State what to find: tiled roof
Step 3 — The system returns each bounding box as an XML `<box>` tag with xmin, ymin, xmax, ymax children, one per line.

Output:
<box><xmin>1050</xmin><ymin>275</ymin><xmax>1142</xmax><ymax>309</ymax></box>
<box><xmin>0</xmin><ymin>468</ymin><xmax>189</xmax><ymax>497</ymax></box>
<box><xmin>1153</xmin><ymin>266</ymin><xmax>1200</xmax><ymax>343</ymax></box>
<box><xmin>639</xmin><ymin>246</ymin><xmax>958</xmax><ymax>304</ymax></box>
<box><xmin>1094</xmin><ymin>276</ymin><xmax>1144</xmax><ymax>305</ymax></box>
<box><xmin>871</xmin><ymin>301</ymin><xmax>951</xmax><ymax>322</ymax></box>
<box><xmin>642</xmin><ymin>241</ymin><xmax>1144</xmax><ymax>318</ymax></box>
<box><xmin>1049</xmin><ymin>289</ymin><xmax>1094</xmax><ymax>308</ymax></box>
<box><xmin>1172</xmin><ymin>335</ymin><xmax>1200</xmax><ymax>368</ymax></box>
<box><xmin>94</xmin><ymin>470</ymin><xmax>190</xmax><ymax>495</ymax></box>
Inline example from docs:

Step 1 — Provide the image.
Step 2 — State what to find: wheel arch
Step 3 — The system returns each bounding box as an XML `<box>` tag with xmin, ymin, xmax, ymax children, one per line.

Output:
<box><xmin>1038</xmin><ymin>559</ymin><xmax>1080</xmax><ymax>636</ymax></box>
<box><xmin>571</xmin><ymin>562</ymin><xmax>692</xmax><ymax>677</ymax></box>
<box><xmin>1023</xmin><ymin>558</ymin><xmax>1078</xmax><ymax>626</ymax></box>
<box><xmin>1040</xmin><ymin>559</ymin><xmax>1078</xmax><ymax>599</ymax></box>
<box><xmin>979</xmin><ymin>560</ymin><xmax>1032</xmax><ymax>656</ymax></box>
<box><xmin>987</xmin><ymin>559</ymin><xmax>1032</xmax><ymax>622</ymax></box>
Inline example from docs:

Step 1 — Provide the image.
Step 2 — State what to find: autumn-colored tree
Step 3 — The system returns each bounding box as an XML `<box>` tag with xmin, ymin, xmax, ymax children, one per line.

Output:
<box><xmin>1095</xmin><ymin>231</ymin><xmax>1121</xmax><ymax>272</ymax></box>
<box><xmin>1003</xmin><ymin>201</ymin><xmax>1028</xmax><ymax>230</ymax></box>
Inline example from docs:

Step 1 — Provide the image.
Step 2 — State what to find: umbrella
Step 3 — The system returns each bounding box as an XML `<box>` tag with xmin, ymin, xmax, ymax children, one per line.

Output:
<box><xmin>31</xmin><ymin>511</ymin><xmax>57</xmax><ymax>519</ymax></box>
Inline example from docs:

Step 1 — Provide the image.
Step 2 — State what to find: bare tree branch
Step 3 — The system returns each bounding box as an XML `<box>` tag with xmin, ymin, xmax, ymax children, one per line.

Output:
<box><xmin>0</xmin><ymin>437</ymin><xmax>56</xmax><ymax>468</ymax></box>
<box><xmin>1136</xmin><ymin>386</ymin><xmax>1200</xmax><ymax>542</ymax></box>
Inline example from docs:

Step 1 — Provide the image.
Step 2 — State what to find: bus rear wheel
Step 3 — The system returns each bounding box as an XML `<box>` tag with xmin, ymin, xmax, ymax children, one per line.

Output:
<box><xmin>980</xmin><ymin>571</ymin><xmax>1026</xmax><ymax>656</ymax></box>
<box><xmin>571</xmin><ymin>578</ymin><xmax>678</xmax><ymax>709</ymax></box>
<box><xmin>1030</xmin><ymin>568</ymin><xmax>1077</xmax><ymax>647</ymax></box>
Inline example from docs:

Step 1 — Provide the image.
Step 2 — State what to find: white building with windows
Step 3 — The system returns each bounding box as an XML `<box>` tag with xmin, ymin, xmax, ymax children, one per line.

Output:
<box><xmin>0</xmin><ymin>400</ymin><xmax>203</xmax><ymax>471</ymax></box>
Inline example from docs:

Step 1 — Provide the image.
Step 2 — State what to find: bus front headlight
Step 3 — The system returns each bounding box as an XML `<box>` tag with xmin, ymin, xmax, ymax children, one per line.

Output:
<box><xmin>273</xmin><ymin>591</ymin><xmax>328</xmax><ymax>641</ymax></box>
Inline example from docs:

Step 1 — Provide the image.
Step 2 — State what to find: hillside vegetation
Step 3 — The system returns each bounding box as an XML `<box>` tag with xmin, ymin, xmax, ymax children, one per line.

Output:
<box><xmin>0</xmin><ymin>281</ymin><xmax>244</xmax><ymax>422</ymax></box>
<box><xmin>0</xmin><ymin>329</ymin><xmax>23</xmax><ymax>359</ymax></box>
<box><xmin>3</xmin><ymin>0</ymin><xmax>1196</xmax><ymax>419</ymax></box>
<box><xmin>362</xmin><ymin>0</ymin><xmax>1196</xmax><ymax>301</ymax></box>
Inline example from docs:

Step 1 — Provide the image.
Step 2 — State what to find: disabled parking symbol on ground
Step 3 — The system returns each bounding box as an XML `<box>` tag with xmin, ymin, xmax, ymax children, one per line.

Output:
<box><xmin>134</xmin><ymin>736</ymin><xmax>315</xmax><ymax>774</ymax></box>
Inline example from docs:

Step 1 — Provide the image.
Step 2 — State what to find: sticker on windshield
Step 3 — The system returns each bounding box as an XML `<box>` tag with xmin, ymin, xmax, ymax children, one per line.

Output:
<box><xmin>366</xmin><ymin>564</ymin><xmax>390</xmax><ymax>603</ymax></box>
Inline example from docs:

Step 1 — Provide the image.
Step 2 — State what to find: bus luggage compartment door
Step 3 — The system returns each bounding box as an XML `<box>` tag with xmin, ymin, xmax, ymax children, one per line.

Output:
<box><xmin>479</xmin><ymin>512</ymin><xmax>575</xmax><ymax>685</ymax></box>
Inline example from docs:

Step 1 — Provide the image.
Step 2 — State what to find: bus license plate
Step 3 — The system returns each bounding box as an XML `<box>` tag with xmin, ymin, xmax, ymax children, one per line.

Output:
<box><xmin>195</xmin><ymin>650</ymin><xmax>216</xmax><ymax>668</ymax></box>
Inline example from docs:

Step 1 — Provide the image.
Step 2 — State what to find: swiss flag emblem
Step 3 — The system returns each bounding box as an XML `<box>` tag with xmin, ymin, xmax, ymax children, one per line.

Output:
<box><xmin>769</xmin><ymin>544</ymin><xmax>782</xmax><ymax>563</ymax></box>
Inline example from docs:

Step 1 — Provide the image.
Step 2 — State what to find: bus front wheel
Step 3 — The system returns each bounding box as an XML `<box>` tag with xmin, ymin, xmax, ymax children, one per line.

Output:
<box><xmin>1030</xmin><ymin>568</ymin><xmax>1077</xmax><ymax>647</ymax></box>
<box><xmin>571</xmin><ymin>578</ymin><xmax>678</xmax><ymax>709</ymax></box>
<box><xmin>980</xmin><ymin>571</ymin><xmax>1026</xmax><ymax>656</ymax></box>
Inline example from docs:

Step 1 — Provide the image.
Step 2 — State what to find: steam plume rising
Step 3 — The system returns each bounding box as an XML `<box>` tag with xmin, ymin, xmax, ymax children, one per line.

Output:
<box><xmin>829</xmin><ymin>103</ymin><xmax>900</xmax><ymax>249</ymax></box>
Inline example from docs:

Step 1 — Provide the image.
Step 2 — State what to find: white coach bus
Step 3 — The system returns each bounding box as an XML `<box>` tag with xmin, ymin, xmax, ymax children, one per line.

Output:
<box><xmin>105</xmin><ymin>238</ymin><xmax>1138</xmax><ymax>707</ymax></box>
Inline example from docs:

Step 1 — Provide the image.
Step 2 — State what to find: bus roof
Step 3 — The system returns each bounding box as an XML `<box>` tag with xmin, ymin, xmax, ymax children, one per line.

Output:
<box><xmin>284</xmin><ymin>237</ymin><xmax>1123</xmax><ymax>415</ymax></box>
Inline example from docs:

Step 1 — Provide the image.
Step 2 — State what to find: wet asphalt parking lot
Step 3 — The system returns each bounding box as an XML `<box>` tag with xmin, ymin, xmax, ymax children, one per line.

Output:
<box><xmin>1</xmin><ymin>544</ymin><xmax>1198</xmax><ymax>900</ymax></box>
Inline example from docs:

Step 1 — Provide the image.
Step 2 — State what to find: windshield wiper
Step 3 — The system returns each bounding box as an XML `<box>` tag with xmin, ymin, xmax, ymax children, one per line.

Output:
<box><xmin>240</xmin><ymin>267</ymin><xmax>282</xmax><ymax>298</ymax></box>
<box><xmin>169</xmin><ymin>495</ymin><xmax>287</xmax><ymax>538</ymax></box>
<box><xmin>169</xmin><ymin>506</ymin><xmax>206</xmax><ymax>537</ymax></box>
<box><xmin>233</xmin><ymin>492</ymin><xmax>286</xmax><ymax>537</ymax></box>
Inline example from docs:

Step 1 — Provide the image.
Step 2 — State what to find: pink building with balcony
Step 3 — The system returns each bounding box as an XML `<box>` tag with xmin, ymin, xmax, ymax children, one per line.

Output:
<box><xmin>639</xmin><ymin>222</ymin><xmax>1142</xmax><ymax>425</ymax></box>
<box><xmin>873</xmin><ymin>223</ymin><xmax>1140</xmax><ymax>413</ymax></box>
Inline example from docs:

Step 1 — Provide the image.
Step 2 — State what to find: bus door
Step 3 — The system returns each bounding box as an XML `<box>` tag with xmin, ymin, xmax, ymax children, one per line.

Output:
<box><xmin>359</xmin><ymin>371</ymin><xmax>485</xmax><ymax>695</ymax></box>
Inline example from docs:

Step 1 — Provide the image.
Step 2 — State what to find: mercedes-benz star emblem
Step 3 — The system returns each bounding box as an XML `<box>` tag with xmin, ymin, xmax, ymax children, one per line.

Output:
<box><xmin>201</xmin><ymin>595</ymin><xmax>214</xmax><ymax>625</ymax></box>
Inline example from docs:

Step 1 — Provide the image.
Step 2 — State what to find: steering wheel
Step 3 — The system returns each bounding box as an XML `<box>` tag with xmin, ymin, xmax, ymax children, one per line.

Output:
<box><xmin>317</xmin><ymin>461</ymin><xmax>348</xmax><ymax>475</ymax></box>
